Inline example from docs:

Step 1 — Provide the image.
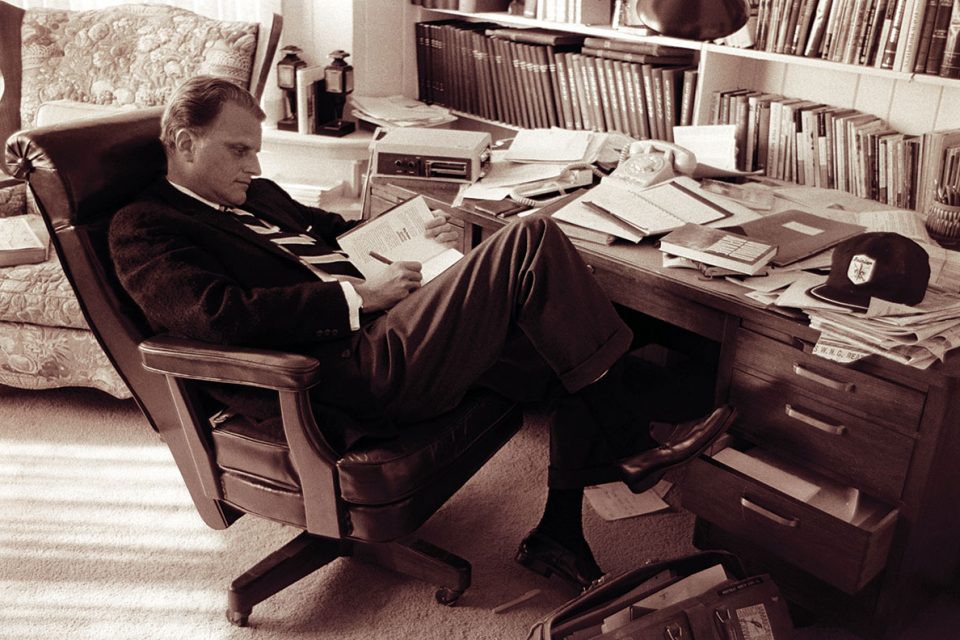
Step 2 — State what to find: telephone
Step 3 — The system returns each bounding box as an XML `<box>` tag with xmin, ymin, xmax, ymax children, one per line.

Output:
<box><xmin>508</xmin><ymin>163</ymin><xmax>599</xmax><ymax>207</ymax></box>
<box><xmin>611</xmin><ymin>140</ymin><xmax>698</xmax><ymax>188</ymax></box>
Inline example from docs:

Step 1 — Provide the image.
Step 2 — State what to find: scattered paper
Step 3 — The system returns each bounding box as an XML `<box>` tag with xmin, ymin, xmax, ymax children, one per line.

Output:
<box><xmin>672</xmin><ymin>125</ymin><xmax>738</xmax><ymax>171</ymax></box>
<box><xmin>492</xmin><ymin>588</ymin><xmax>540</xmax><ymax>614</ymax></box>
<box><xmin>350</xmin><ymin>95</ymin><xmax>456</xmax><ymax>128</ymax></box>
<box><xmin>504</xmin><ymin>128</ymin><xmax>594</xmax><ymax>163</ymax></box>
<box><xmin>585</xmin><ymin>480</ymin><xmax>673</xmax><ymax>521</ymax></box>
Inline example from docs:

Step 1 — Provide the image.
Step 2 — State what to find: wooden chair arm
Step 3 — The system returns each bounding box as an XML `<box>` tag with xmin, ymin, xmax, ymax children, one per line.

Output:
<box><xmin>139</xmin><ymin>334</ymin><xmax>322</xmax><ymax>391</ymax></box>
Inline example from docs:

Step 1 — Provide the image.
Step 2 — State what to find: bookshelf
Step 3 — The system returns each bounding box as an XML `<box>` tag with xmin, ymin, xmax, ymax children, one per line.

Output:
<box><xmin>404</xmin><ymin>6</ymin><xmax>960</xmax><ymax>133</ymax></box>
<box><xmin>390</xmin><ymin>4</ymin><xmax>960</xmax><ymax>212</ymax></box>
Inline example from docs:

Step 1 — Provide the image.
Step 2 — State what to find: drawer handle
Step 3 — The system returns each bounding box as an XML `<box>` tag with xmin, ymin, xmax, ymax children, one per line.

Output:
<box><xmin>784</xmin><ymin>404</ymin><xmax>848</xmax><ymax>436</ymax></box>
<box><xmin>792</xmin><ymin>363</ymin><xmax>855</xmax><ymax>392</ymax></box>
<box><xmin>740</xmin><ymin>496</ymin><xmax>800</xmax><ymax>528</ymax></box>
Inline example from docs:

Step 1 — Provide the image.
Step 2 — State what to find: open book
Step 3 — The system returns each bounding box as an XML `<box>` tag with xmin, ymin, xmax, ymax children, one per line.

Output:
<box><xmin>337</xmin><ymin>195</ymin><xmax>463</xmax><ymax>284</ymax></box>
<box><xmin>0</xmin><ymin>215</ymin><xmax>49</xmax><ymax>267</ymax></box>
<box><xmin>552</xmin><ymin>177</ymin><xmax>734</xmax><ymax>243</ymax></box>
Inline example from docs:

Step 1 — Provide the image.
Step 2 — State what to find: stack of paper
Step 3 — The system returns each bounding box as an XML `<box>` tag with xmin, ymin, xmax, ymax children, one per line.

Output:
<box><xmin>350</xmin><ymin>95</ymin><xmax>456</xmax><ymax>128</ymax></box>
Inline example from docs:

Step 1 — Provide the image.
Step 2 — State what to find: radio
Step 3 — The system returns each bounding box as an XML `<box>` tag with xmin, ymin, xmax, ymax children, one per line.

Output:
<box><xmin>371</xmin><ymin>128</ymin><xmax>492</xmax><ymax>183</ymax></box>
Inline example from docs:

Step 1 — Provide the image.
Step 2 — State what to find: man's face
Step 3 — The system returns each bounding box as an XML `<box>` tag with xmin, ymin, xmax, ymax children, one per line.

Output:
<box><xmin>180</xmin><ymin>101</ymin><xmax>262</xmax><ymax>206</ymax></box>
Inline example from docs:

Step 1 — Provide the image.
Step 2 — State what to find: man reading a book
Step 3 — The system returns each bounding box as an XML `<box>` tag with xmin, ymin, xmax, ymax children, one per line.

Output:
<box><xmin>109</xmin><ymin>76</ymin><xmax>735</xmax><ymax>591</ymax></box>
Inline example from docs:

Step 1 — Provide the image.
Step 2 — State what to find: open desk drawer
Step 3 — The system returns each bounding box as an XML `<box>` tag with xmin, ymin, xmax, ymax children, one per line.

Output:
<box><xmin>682</xmin><ymin>445</ymin><xmax>898</xmax><ymax>594</ymax></box>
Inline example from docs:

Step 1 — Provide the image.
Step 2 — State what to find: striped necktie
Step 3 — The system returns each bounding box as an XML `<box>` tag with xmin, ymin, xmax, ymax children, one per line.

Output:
<box><xmin>222</xmin><ymin>207</ymin><xmax>362</xmax><ymax>281</ymax></box>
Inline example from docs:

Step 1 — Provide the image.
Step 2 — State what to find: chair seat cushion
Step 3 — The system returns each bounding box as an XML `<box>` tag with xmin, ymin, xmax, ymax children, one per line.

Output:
<box><xmin>211</xmin><ymin>389</ymin><xmax>518</xmax><ymax>506</ymax></box>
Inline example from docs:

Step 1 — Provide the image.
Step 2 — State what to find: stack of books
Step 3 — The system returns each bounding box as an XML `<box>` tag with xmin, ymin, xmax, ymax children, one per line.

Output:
<box><xmin>710</xmin><ymin>88</ymin><xmax>921</xmax><ymax>210</ymax></box>
<box><xmin>753</xmin><ymin>0</ymin><xmax>960</xmax><ymax>78</ymax></box>
<box><xmin>414</xmin><ymin>20</ymin><xmax>698</xmax><ymax>138</ymax></box>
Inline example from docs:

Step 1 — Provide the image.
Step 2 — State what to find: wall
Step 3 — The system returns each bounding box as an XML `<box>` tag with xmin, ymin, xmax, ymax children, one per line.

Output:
<box><xmin>270</xmin><ymin>0</ymin><xmax>408</xmax><ymax>119</ymax></box>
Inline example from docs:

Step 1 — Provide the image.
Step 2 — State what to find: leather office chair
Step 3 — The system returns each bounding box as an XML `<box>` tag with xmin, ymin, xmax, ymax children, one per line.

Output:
<box><xmin>4</xmin><ymin>108</ymin><xmax>523</xmax><ymax>626</ymax></box>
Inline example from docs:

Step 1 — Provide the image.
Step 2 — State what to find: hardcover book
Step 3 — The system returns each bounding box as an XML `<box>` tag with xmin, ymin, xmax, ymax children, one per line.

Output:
<box><xmin>658</xmin><ymin>224</ymin><xmax>777</xmax><ymax>276</ymax></box>
<box><xmin>0</xmin><ymin>215</ymin><xmax>49</xmax><ymax>267</ymax></box>
<box><xmin>735</xmin><ymin>209</ymin><xmax>866</xmax><ymax>266</ymax></box>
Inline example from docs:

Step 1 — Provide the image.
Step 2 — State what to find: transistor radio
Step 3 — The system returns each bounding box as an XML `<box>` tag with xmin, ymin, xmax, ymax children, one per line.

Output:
<box><xmin>371</xmin><ymin>128</ymin><xmax>492</xmax><ymax>183</ymax></box>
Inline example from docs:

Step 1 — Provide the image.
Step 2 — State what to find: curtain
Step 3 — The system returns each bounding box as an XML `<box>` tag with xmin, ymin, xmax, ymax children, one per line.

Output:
<box><xmin>5</xmin><ymin>0</ymin><xmax>281</xmax><ymax>22</ymax></box>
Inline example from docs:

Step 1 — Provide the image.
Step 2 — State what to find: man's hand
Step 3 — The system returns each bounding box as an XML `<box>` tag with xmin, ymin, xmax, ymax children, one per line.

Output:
<box><xmin>425</xmin><ymin>211</ymin><xmax>459</xmax><ymax>247</ymax></box>
<box><xmin>354</xmin><ymin>261</ymin><xmax>423</xmax><ymax>312</ymax></box>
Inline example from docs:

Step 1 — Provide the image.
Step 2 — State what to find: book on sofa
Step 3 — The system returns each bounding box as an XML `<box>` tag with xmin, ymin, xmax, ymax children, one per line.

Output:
<box><xmin>0</xmin><ymin>215</ymin><xmax>49</xmax><ymax>267</ymax></box>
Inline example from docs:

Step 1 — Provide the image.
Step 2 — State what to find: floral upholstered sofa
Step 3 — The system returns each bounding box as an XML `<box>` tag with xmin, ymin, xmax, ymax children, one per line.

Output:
<box><xmin>0</xmin><ymin>1</ymin><xmax>280</xmax><ymax>397</ymax></box>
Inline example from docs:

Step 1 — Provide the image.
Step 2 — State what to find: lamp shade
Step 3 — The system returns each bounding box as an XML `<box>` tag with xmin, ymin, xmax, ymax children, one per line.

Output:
<box><xmin>635</xmin><ymin>0</ymin><xmax>750</xmax><ymax>40</ymax></box>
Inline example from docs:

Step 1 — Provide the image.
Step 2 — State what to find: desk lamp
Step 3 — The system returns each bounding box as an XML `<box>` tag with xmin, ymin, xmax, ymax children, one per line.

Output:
<box><xmin>318</xmin><ymin>49</ymin><xmax>355</xmax><ymax>137</ymax></box>
<box><xmin>635</xmin><ymin>0</ymin><xmax>749</xmax><ymax>40</ymax></box>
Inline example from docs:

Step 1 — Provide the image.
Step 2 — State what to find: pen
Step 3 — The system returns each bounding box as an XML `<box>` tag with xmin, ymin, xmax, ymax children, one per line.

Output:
<box><xmin>369</xmin><ymin>251</ymin><xmax>393</xmax><ymax>265</ymax></box>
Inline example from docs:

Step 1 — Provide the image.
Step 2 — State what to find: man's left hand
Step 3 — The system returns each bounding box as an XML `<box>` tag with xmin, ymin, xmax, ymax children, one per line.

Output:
<box><xmin>425</xmin><ymin>212</ymin><xmax>459</xmax><ymax>247</ymax></box>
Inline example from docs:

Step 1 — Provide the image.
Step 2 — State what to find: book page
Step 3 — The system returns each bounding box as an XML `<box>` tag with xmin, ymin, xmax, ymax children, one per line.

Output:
<box><xmin>337</xmin><ymin>196</ymin><xmax>463</xmax><ymax>283</ymax></box>
<box><xmin>0</xmin><ymin>216</ymin><xmax>44</xmax><ymax>251</ymax></box>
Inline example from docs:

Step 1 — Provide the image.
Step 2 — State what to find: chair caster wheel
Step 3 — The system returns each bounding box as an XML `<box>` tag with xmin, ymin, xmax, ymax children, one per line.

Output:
<box><xmin>227</xmin><ymin>609</ymin><xmax>250</xmax><ymax>627</ymax></box>
<box><xmin>435</xmin><ymin>587</ymin><xmax>462</xmax><ymax>606</ymax></box>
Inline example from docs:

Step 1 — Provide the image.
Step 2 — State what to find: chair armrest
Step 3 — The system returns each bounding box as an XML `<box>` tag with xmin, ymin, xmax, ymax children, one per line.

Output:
<box><xmin>139</xmin><ymin>335</ymin><xmax>322</xmax><ymax>391</ymax></box>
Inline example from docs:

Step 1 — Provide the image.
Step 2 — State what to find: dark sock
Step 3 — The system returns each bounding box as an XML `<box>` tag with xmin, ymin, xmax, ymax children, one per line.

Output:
<box><xmin>536</xmin><ymin>487</ymin><xmax>587</xmax><ymax>551</ymax></box>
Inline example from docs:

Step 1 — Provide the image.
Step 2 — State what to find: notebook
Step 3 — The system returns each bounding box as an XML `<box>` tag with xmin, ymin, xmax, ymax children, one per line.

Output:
<box><xmin>734</xmin><ymin>209</ymin><xmax>865</xmax><ymax>267</ymax></box>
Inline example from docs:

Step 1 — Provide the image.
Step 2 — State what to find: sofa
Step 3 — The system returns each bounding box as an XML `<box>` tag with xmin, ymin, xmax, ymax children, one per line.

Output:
<box><xmin>0</xmin><ymin>2</ymin><xmax>280</xmax><ymax>398</ymax></box>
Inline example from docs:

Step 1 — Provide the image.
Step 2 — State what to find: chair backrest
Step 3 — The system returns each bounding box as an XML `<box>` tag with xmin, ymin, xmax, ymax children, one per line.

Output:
<box><xmin>5</xmin><ymin>109</ymin><xmax>166</xmax><ymax>412</ymax></box>
<box><xmin>5</xmin><ymin>108</ymin><xmax>239</xmax><ymax>528</ymax></box>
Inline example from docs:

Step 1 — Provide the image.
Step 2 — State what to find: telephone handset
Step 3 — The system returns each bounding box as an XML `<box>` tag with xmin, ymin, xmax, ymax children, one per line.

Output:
<box><xmin>611</xmin><ymin>140</ymin><xmax>698</xmax><ymax>188</ymax></box>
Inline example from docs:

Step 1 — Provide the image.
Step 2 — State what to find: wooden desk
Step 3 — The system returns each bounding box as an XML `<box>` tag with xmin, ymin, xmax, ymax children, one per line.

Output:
<box><xmin>368</xmin><ymin>177</ymin><xmax>960</xmax><ymax>639</ymax></box>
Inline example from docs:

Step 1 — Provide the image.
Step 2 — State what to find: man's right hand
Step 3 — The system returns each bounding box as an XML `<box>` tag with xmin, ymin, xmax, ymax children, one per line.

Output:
<box><xmin>354</xmin><ymin>261</ymin><xmax>423</xmax><ymax>312</ymax></box>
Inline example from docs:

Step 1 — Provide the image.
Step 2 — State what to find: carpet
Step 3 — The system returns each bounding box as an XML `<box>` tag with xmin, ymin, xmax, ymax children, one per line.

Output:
<box><xmin>1</xmin><ymin>385</ymin><xmax>955</xmax><ymax>639</ymax></box>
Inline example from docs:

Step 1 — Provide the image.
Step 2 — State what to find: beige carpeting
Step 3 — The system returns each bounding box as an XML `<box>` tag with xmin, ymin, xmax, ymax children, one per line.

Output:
<box><xmin>1</xmin><ymin>385</ymin><xmax>957</xmax><ymax>640</ymax></box>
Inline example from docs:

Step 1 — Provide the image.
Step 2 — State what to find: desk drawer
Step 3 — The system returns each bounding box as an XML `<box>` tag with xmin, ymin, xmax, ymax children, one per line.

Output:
<box><xmin>682</xmin><ymin>450</ymin><xmax>898</xmax><ymax>594</ymax></box>
<box><xmin>730</xmin><ymin>369</ymin><xmax>915</xmax><ymax>501</ymax></box>
<box><xmin>735</xmin><ymin>329</ymin><xmax>924</xmax><ymax>433</ymax></box>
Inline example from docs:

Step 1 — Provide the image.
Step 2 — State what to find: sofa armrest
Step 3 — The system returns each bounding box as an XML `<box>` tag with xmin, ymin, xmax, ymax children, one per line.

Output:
<box><xmin>139</xmin><ymin>334</ymin><xmax>322</xmax><ymax>391</ymax></box>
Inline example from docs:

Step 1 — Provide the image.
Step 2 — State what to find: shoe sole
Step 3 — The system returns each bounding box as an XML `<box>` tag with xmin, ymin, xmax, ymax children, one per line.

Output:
<box><xmin>626</xmin><ymin>406</ymin><xmax>738</xmax><ymax>493</ymax></box>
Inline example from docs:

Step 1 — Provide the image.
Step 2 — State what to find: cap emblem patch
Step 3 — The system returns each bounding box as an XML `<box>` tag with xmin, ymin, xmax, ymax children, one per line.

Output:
<box><xmin>847</xmin><ymin>254</ymin><xmax>876</xmax><ymax>285</ymax></box>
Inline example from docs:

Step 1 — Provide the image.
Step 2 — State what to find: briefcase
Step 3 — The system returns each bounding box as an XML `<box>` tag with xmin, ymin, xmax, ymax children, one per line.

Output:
<box><xmin>527</xmin><ymin>551</ymin><xmax>795</xmax><ymax>640</ymax></box>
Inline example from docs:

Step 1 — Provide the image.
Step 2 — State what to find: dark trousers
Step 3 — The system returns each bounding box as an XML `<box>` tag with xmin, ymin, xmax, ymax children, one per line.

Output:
<box><xmin>356</xmin><ymin>215</ymin><xmax>638</xmax><ymax>487</ymax></box>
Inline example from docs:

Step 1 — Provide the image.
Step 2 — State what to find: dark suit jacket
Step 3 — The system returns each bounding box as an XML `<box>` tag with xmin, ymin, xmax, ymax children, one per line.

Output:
<box><xmin>109</xmin><ymin>177</ymin><xmax>397</xmax><ymax>449</ymax></box>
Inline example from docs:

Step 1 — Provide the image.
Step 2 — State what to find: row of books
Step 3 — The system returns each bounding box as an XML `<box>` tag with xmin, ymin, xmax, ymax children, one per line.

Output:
<box><xmin>521</xmin><ymin>0</ymin><xmax>615</xmax><ymax>25</ymax></box>
<box><xmin>710</xmin><ymin>88</ymin><xmax>921</xmax><ymax>209</ymax></box>
<box><xmin>415</xmin><ymin>20</ymin><xmax>698</xmax><ymax>139</ymax></box>
<box><xmin>755</xmin><ymin>0</ymin><xmax>960</xmax><ymax>78</ymax></box>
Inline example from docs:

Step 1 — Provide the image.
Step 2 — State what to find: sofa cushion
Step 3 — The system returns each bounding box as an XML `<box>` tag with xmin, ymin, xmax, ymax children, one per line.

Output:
<box><xmin>0</xmin><ymin>252</ymin><xmax>87</xmax><ymax>329</ymax></box>
<box><xmin>20</xmin><ymin>4</ymin><xmax>259</xmax><ymax>128</ymax></box>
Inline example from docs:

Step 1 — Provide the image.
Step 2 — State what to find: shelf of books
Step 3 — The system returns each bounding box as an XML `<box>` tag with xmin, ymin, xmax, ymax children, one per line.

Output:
<box><xmin>408</xmin><ymin>2</ymin><xmax>960</xmax><ymax>215</ymax></box>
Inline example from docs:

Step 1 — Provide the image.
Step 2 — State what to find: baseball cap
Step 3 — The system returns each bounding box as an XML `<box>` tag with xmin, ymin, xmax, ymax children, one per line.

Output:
<box><xmin>808</xmin><ymin>232</ymin><xmax>930</xmax><ymax>311</ymax></box>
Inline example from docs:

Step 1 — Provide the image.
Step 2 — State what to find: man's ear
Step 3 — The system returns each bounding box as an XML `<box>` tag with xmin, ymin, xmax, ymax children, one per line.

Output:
<box><xmin>173</xmin><ymin>128</ymin><xmax>197</xmax><ymax>161</ymax></box>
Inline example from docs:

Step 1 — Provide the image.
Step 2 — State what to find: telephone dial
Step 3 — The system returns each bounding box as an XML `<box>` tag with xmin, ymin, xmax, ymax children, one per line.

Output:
<box><xmin>611</xmin><ymin>140</ymin><xmax>698</xmax><ymax>188</ymax></box>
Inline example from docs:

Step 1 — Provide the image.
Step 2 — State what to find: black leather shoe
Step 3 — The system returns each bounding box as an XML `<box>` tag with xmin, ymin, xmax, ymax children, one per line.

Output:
<box><xmin>618</xmin><ymin>404</ymin><xmax>737</xmax><ymax>493</ymax></box>
<box><xmin>515</xmin><ymin>529</ymin><xmax>603</xmax><ymax>591</ymax></box>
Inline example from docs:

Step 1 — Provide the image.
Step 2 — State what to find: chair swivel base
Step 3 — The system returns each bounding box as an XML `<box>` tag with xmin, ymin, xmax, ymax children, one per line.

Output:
<box><xmin>226</xmin><ymin>531</ymin><xmax>472</xmax><ymax>626</ymax></box>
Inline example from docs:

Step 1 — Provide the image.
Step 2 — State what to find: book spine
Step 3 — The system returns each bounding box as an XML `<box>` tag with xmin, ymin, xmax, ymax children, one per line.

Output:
<box><xmin>938</xmin><ymin>0</ymin><xmax>960</xmax><ymax>75</ymax></box>
<box><xmin>913</xmin><ymin>0</ymin><xmax>942</xmax><ymax>70</ymax></box>
<box><xmin>924</xmin><ymin>0</ymin><xmax>955</xmax><ymax>73</ymax></box>
<box><xmin>551</xmin><ymin>50</ymin><xmax>575</xmax><ymax>129</ymax></box>
<box><xmin>612</xmin><ymin>60</ymin><xmax>633</xmax><ymax>135</ymax></box>
<box><xmin>679</xmin><ymin>68</ymin><xmax>697</xmax><ymax>127</ymax></box>
<box><xmin>651</xmin><ymin>66</ymin><xmax>666</xmax><ymax>141</ymax></box>
<box><xmin>898</xmin><ymin>0</ymin><xmax>928</xmax><ymax>71</ymax></box>
<box><xmin>757</xmin><ymin>100</ymin><xmax>774</xmax><ymax>172</ymax></box>
<box><xmin>879</xmin><ymin>0</ymin><xmax>909</xmax><ymax>68</ymax></box>
<box><xmin>565</xmin><ymin>53</ymin><xmax>585</xmax><ymax>130</ymax></box>
<box><xmin>805</xmin><ymin>0</ymin><xmax>835</xmax><ymax>56</ymax></box>
<box><xmin>620</xmin><ymin>62</ymin><xmax>641</xmax><ymax>138</ymax></box>
<box><xmin>629</xmin><ymin>64</ymin><xmax>651</xmax><ymax>138</ymax></box>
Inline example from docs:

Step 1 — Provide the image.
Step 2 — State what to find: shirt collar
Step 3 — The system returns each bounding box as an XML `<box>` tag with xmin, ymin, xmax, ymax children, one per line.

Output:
<box><xmin>167</xmin><ymin>179</ymin><xmax>233</xmax><ymax>212</ymax></box>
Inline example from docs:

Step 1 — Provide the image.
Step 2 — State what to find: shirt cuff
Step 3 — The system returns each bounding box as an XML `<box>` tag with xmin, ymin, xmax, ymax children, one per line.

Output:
<box><xmin>339</xmin><ymin>281</ymin><xmax>362</xmax><ymax>331</ymax></box>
